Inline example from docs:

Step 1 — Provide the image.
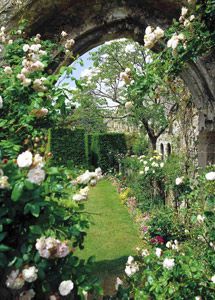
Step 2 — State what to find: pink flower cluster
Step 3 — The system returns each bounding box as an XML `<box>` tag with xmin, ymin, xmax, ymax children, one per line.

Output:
<box><xmin>35</xmin><ymin>237</ymin><xmax>71</xmax><ymax>259</ymax></box>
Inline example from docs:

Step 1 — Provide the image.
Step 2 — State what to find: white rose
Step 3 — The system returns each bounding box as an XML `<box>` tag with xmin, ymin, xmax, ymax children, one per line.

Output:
<box><xmin>141</xmin><ymin>249</ymin><xmax>149</xmax><ymax>257</ymax></box>
<box><xmin>4</xmin><ymin>66</ymin><xmax>12</xmax><ymax>75</ymax></box>
<box><xmin>32</xmin><ymin>60</ymin><xmax>44</xmax><ymax>71</ymax></box>
<box><xmin>17</xmin><ymin>150</ymin><xmax>33</xmax><ymax>168</ymax></box>
<box><xmin>125</xmin><ymin>263</ymin><xmax>139</xmax><ymax>277</ymax></box>
<box><xmin>155</xmin><ymin>248</ymin><xmax>162</xmax><ymax>257</ymax></box>
<box><xmin>125</xmin><ymin>101</ymin><xmax>133</xmax><ymax>110</ymax></box>
<box><xmin>160</xmin><ymin>162</ymin><xmax>164</xmax><ymax>168</ymax></box>
<box><xmin>166</xmin><ymin>241</ymin><xmax>172</xmax><ymax>249</ymax></box>
<box><xmin>6</xmin><ymin>270</ymin><xmax>25</xmax><ymax>290</ymax></box>
<box><xmin>175</xmin><ymin>177</ymin><xmax>183</xmax><ymax>185</ymax></box>
<box><xmin>0</xmin><ymin>176</ymin><xmax>9</xmax><ymax>189</ymax></box>
<box><xmin>171</xmin><ymin>37</ymin><xmax>179</xmax><ymax>50</ymax></box>
<box><xmin>184</xmin><ymin>19</ymin><xmax>191</xmax><ymax>27</ymax></box>
<box><xmin>205</xmin><ymin>172</ymin><xmax>215</xmax><ymax>181</ymax></box>
<box><xmin>77</xmin><ymin>171</ymin><xmax>91</xmax><ymax>185</ymax></box>
<box><xmin>59</xmin><ymin>280</ymin><xmax>74</xmax><ymax>296</ymax></box>
<box><xmin>61</xmin><ymin>31</ymin><xmax>68</xmax><ymax>37</ymax></box>
<box><xmin>189</xmin><ymin>15</ymin><xmax>195</xmax><ymax>21</ymax></box>
<box><xmin>90</xmin><ymin>179</ymin><xmax>97</xmax><ymax>186</ymax></box>
<box><xmin>30</xmin><ymin>44</ymin><xmax>41</xmax><ymax>52</ymax></box>
<box><xmin>154</xmin><ymin>27</ymin><xmax>164</xmax><ymax>39</ymax></box>
<box><xmin>73</xmin><ymin>194</ymin><xmax>87</xmax><ymax>201</ymax></box>
<box><xmin>22</xmin><ymin>78</ymin><xmax>32</xmax><ymax>87</ymax></box>
<box><xmin>197</xmin><ymin>214</ymin><xmax>205</xmax><ymax>223</ymax></box>
<box><xmin>23</xmin><ymin>44</ymin><xmax>30</xmax><ymax>52</ymax></box>
<box><xmin>22</xmin><ymin>266</ymin><xmax>38</xmax><ymax>283</ymax></box>
<box><xmin>65</xmin><ymin>39</ymin><xmax>75</xmax><ymax>49</ymax></box>
<box><xmin>211</xmin><ymin>275</ymin><xmax>215</xmax><ymax>283</ymax></box>
<box><xmin>127</xmin><ymin>256</ymin><xmax>134</xmax><ymax>265</ymax></box>
<box><xmin>115</xmin><ymin>277</ymin><xmax>123</xmax><ymax>290</ymax></box>
<box><xmin>178</xmin><ymin>33</ymin><xmax>185</xmax><ymax>40</ymax></box>
<box><xmin>125</xmin><ymin>67</ymin><xmax>131</xmax><ymax>74</ymax></box>
<box><xmin>145</xmin><ymin>26</ymin><xmax>153</xmax><ymax>35</ymax></box>
<box><xmin>80</xmin><ymin>186</ymin><xmax>89</xmax><ymax>197</ymax></box>
<box><xmin>120</xmin><ymin>72</ymin><xmax>130</xmax><ymax>83</ymax></box>
<box><xmin>33</xmin><ymin>153</ymin><xmax>44</xmax><ymax>167</ymax></box>
<box><xmin>145</xmin><ymin>166</ymin><xmax>149</xmax><ymax>172</ymax></box>
<box><xmin>181</xmin><ymin>7</ymin><xmax>188</xmax><ymax>17</ymax></box>
<box><xmin>95</xmin><ymin>167</ymin><xmax>102</xmax><ymax>176</ymax></box>
<box><xmin>163</xmin><ymin>258</ymin><xmax>175</xmax><ymax>270</ymax></box>
<box><xmin>27</xmin><ymin>167</ymin><xmax>46</xmax><ymax>185</ymax></box>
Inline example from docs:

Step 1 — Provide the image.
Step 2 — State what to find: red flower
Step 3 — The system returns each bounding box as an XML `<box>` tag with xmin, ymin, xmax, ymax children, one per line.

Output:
<box><xmin>150</xmin><ymin>235</ymin><xmax>165</xmax><ymax>244</ymax></box>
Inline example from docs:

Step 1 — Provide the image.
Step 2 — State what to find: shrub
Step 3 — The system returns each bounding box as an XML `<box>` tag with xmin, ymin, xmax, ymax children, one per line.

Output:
<box><xmin>50</xmin><ymin>128</ymin><xmax>88</xmax><ymax>167</ymax></box>
<box><xmin>121</xmin><ymin>153</ymin><xmax>165</xmax><ymax>210</ymax></box>
<box><xmin>90</xmin><ymin>133</ymin><xmax>127</xmax><ymax>172</ymax></box>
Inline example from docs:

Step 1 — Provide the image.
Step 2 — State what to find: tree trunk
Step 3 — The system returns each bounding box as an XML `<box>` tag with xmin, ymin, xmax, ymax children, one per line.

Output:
<box><xmin>149</xmin><ymin>136</ymin><xmax>157</xmax><ymax>151</ymax></box>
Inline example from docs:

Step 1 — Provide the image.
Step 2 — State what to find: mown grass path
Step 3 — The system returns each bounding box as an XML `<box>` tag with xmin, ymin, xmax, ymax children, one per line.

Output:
<box><xmin>77</xmin><ymin>179</ymin><xmax>143</xmax><ymax>296</ymax></box>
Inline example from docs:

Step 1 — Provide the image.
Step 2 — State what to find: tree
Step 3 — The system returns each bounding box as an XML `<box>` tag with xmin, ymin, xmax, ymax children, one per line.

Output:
<box><xmin>70</xmin><ymin>39</ymin><xmax>190</xmax><ymax>150</ymax></box>
<box><xmin>66</xmin><ymin>96</ymin><xmax>107</xmax><ymax>133</ymax></box>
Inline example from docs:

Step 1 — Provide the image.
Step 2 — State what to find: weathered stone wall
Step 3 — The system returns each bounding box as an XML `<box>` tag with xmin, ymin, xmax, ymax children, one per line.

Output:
<box><xmin>0</xmin><ymin>0</ymin><xmax>183</xmax><ymax>53</ymax></box>
<box><xmin>1</xmin><ymin>0</ymin><xmax>215</xmax><ymax>166</ymax></box>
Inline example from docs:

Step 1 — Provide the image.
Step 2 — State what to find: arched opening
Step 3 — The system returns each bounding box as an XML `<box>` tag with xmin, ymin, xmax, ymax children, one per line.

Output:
<box><xmin>0</xmin><ymin>1</ymin><xmax>214</xmax><ymax>299</ymax></box>
<box><xmin>160</xmin><ymin>143</ymin><xmax>164</xmax><ymax>160</ymax></box>
<box><xmin>166</xmin><ymin>143</ymin><xmax>171</xmax><ymax>157</ymax></box>
<box><xmin>1</xmin><ymin>0</ymin><xmax>215</xmax><ymax>167</ymax></box>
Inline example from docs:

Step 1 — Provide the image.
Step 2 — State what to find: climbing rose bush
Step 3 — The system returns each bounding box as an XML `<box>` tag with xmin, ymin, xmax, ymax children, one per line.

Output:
<box><xmin>0</xmin><ymin>26</ymin><xmax>100</xmax><ymax>299</ymax></box>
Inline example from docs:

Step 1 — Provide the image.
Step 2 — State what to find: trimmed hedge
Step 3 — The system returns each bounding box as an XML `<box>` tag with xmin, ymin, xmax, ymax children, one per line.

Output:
<box><xmin>50</xmin><ymin>128</ymin><xmax>88</xmax><ymax>167</ymax></box>
<box><xmin>50</xmin><ymin>129</ymin><xmax>127</xmax><ymax>171</ymax></box>
<box><xmin>90</xmin><ymin>133</ymin><xmax>127</xmax><ymax>171</ymax></box>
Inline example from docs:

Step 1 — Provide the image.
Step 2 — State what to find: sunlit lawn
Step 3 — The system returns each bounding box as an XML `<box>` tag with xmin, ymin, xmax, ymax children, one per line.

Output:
<box><xmin>77</xmin><ymin>179</ymin><xmax>143</xmax><ymax>296</ymax></box>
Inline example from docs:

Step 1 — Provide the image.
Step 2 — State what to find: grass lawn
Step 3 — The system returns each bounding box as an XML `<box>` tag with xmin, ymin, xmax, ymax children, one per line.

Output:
<box><xmin>77</xmin><ymin>179</ymin><xmax>143</xmax><ymax>296</ymax></box>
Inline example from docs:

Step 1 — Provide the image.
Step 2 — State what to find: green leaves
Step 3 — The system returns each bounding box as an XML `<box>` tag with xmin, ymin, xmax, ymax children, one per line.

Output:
<box><xmin>11</xmin><ymin>181</ymin><xmax>24</xmax><ymax>201</ymax></box>
<box><xmin>24</xmin><ymin>201</ymin><xmax>48</xmax><ymax>218</ymax></box>
<box><xmin>0</xmin><ymin>244</ymin><xmax>12</xmax><ymax>252</ymax></box>
<box><xmin>24</xmin><ymin>203</ymin><xmax>40</xmax><ymax>217</ymax></box>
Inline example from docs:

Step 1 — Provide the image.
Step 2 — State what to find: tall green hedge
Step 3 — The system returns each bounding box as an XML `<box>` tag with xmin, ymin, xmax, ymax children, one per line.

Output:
<box><xmin>50</xmin><ymin>128</ymin><xmax>88</xmax><ymax>167</ymax></box>
<box><xmin>90</xmin><ymin>133</ymin><xmax>127</xmax><ymax>171</ymax></box>
<box><xmin>50</xmin><ymin>129</ymin><xmax>127</xmax><ymax>171</ymax></box>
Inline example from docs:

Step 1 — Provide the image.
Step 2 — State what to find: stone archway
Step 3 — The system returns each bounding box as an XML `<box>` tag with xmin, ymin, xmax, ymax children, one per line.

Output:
<box><xmin>1</xmin><ymin>0</ymin><xmax>215</xmax><ymax>166</ymax></box>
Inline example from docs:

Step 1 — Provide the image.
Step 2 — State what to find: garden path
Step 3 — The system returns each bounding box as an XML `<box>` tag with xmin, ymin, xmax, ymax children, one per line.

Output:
<box><xmin>77</xmin><ymin>179</ymin><xmax>143</xmax><ymax>297</ymax></box>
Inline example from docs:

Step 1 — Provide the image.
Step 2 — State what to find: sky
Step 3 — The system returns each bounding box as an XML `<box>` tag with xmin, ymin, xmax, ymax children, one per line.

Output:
<box><xmin>57</xmin><ymin>47</ymin><xmax>99</xmax><ymax>90</ymax></box>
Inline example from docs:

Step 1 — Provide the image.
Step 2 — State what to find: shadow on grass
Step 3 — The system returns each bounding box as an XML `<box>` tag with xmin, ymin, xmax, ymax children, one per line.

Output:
<box><xmin>89</xmin><ymin>256</ymin><xmax>129</xmax><ymax>298</ymax></box>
